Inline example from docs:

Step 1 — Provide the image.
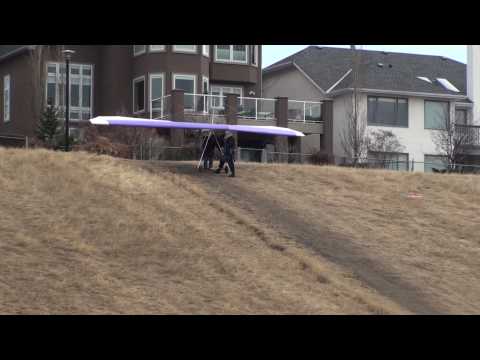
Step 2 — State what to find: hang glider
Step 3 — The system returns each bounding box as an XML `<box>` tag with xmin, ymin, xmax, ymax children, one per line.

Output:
<box><xmin>90</xmin><ymin>116</ymin><xmax>305</xmax><ymax>137</ymax></box>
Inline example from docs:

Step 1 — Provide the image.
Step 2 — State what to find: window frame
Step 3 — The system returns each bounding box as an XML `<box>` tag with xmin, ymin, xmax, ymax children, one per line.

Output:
<box><xmin>133</xmin><ymin>75</ymin><xmax>146</xmax><ymax>114</ymax></box>
<box><xmin>210</xmin><ymin>85</ymin><xmax>243</xmax><ymax>109</ymax></box>
<box><xmin>133</xmin><ymin>45</ymin><xmax>147</xmax><ymax>57</ymax></box>
<box><xmin>424</xmin><ymin>154</ymin><xmax>448</xmax><ymax>173</ymax></box>
<box><xmin>455</xmin><ymin>108</ymin><xmax>468</xmax><ymax>125</ymax></box>
<box><xmin>202</xmin><ymin>45</ymin><xmax>210</xmax><ymax>57</ymax></box>
<box><xmin>3</xmin><ymin>74</ymin><xmax>11</xmax><ymax>123</ymax></box>
<box><xmin>173</xmin><ymin>73</ymin><xmax>197</xmax><ymax>111</ymax></box>
<box><xmin>45</xmin><ymin>62</ymin><xmax>94</xmax><ymax>121</ymax></box>
<box><xmin>149</xmin><ymin>73</ymin><xmax>165</xmax><ymax>112</ymax></box>
<box><xmin>149</xmin><ymin>45</ymin><xmax>166</xmax><ymax>53</ymax></box>
<box><xmin>367</xmin><ymin>95</ymin><xmax>409</xmax><ymax>128</ymax></box>
<box><xmin>251</xmin><ymin>45</ymin><xmax>258</xmax><ymax>67</ymax></box>
<box><xmin>202</xmin><ymin>76</ymin><xmax>209</xmax><ymax>94</ymax></box>
<box><xmin>173</xmin><ymin>45</ymin><xmax>198</xmax><ymax>54</ymax></box>
<box><xmin>214</xmin><ymin>45</ymin><xmax>249</xmax><ymax>64</ymax></box>
<box><xmin>424</xmin><ymin>99</ymin><xmax>450</xmax><ymax>130</ymax></box>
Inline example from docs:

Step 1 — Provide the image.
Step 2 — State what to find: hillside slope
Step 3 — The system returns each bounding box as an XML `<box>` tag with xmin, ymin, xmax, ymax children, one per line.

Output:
<box><xmin>1</xmin><ymin>149</ymin><xmax>479</xmax><ymax>314</ymax></box>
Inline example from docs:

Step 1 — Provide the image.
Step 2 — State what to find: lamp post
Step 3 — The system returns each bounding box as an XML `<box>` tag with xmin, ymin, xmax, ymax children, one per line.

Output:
<box><xmin>62</xmin><ymin>49</ymin><xmax>75</xmax><ymax>152</ymax></box>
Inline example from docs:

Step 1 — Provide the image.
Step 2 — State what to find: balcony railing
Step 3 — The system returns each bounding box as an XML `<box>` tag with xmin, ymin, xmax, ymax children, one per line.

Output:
<box><xmin>288</xmin><ymin>100</ymin><xmax>322</xmax><ymax>123</ymax></box>
<box><xmin>457</xmin><ymin>124</ymin><xmax>480</xmax><ymax>146</ymax></box>
<box><xmin>237</xmin><ymin>97</ymin><xmax>276</xmax><ymax>121</ymax></box>
<box><xmin>184</xmin><ymin>93</ymin><xmax>226</xmax><ymax>115</ymax></box>
<box><xmin>150</xmin><ymin>95</ymin><xmax>171</xmax><ymax>119</ymax></box>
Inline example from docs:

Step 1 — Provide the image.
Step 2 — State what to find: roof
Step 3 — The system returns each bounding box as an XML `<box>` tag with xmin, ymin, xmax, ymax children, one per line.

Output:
<box><xmin>0</xmin><ymin>45</ymin><xmax>30</xmax><ymax>62</ymax></box>
<box><xmin>263</xmin><ymin>46</ymin><xmax>468</xmax><ymax>98</ymax></box>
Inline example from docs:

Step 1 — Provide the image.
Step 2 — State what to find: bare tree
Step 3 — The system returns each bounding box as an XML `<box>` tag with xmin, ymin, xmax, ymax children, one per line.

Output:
<box><xmin>367</xmin><ymin>129</ymin><xmax>405</xmax><ymax>154</ymax></box>
<box><xmin>340</xmin><ymin>45</ymin><xmax>369</xmax><ymax>166</ymax></box>
<box><xmin>431</xmin><ymin>104</ymin><xmax>469</xmax><ymax>171</ymax></box>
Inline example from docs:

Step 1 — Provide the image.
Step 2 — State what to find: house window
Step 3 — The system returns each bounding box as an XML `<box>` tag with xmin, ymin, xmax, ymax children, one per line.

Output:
<box><xmin>173</xmin><ymin>45</ymin><xmax>197</xmax><ymax>54</ymax></box>
<box><xmin>3</xmin><ymin>75</ymin><xmax>10</xmax><ymax>122</ymax></box>
<box><xmin>173</xmin><ymin>74</ymin><xmax>196</xmax><ymax>110</ymax></box>
<box><xmin>150</xmin><ymin>45</ymin><xmax>165</xmax><ymax>52</ymax></box>
<box><xmin>149</xmin><ymin>73</ymin><xmax>164</xmax><ymax>113</ymax></box>
<box><xmin>251</xmin><ymin>45</ymin><xmax>258</xmax><ymax>66</ymax></box>
<box><xmin>46</xmin><ymin>63</ymin><xmax>93</xmax><ymax>120</ymax></box>
<box><xmin>133</xmin><ymin>45</ymin><xmax>146</xmax><ymax>56</ymax></box>
<box><xmin>368</xmin><ymin>151</ymin><xmax>409</xmax><ymax>171</ymax></box>
<box><xmin>202</xmin><ymin>45</ymin><xmax>210</xmax><ymax>57</ymax></box>
<box><xmin>425</xmin><ymin>100</ymin><xmax>449</xmax><ymax>130</ymax></box>
<box><xmin>202</xmin><ymin>77</ymin><xmax>209</xmax><ymax>94</ymax></box>
<box><xmin>133</xmin><ymin>76</ymin><xmax>145</xmax><ymax>113</ymax></box>
<box><xmin>211</xmin><ymin>85</ymin><xmax>243</xmax><ymax>109</ymax></box>
<box><xmin>424</xmin><ymin>155</ymin><xmax>448</xmax><ymax>173</ymax></box>
<box><xmin>455</xmin><ymin>108</ymin><xmax>467</xmax><ymax>125</ymax></box>
<box><xmin>368</xmin><ymin>96</ymin><xmax>408</xmax><ymax>127</ymax></box>
<box><xmin>215</xmin><ymin>45</ymin><xmax>248</xmax><ymax>64</ymax></box>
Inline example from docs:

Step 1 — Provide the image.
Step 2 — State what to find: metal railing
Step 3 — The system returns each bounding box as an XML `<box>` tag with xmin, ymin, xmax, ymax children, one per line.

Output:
<box><xmin>237</xmin><ymin>97</ymin><xmax>276</xmax><ymax>121</ymax></box>
<box><xmin>457</xmin><ymin>124</ymin><xmax>480</xmax><ymax>146</ymax></box>
<box><xmin>150</xmin><ymin>95</ymin><xmax>171</xmax><ymax>119</ymax></box>
<box><xmin>184</xmin><ymin>93</ymin><xmax>226</xmax><ymax>115</ymax></box>
<box><xmin>288</xmin><ymin>100</ymin><xmax>323</xmax><ymax>123</ymax></box>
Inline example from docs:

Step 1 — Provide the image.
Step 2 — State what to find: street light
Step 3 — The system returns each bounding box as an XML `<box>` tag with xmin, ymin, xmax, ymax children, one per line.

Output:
<box><xmin>62</xmin><ymin>49</ymin><xmax>75</xmax><ymax>152</ymax></box>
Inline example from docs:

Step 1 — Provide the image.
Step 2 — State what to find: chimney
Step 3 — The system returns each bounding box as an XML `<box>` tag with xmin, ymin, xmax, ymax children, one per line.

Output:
<box><xmin>467</xmin><ymin>45</ymin><xmax>480</xmax><ymax>124</ymax></box>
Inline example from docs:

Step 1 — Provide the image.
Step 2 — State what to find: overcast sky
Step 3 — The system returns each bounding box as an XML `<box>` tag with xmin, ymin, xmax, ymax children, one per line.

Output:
<box><xmin>262</xmin><ymin>45</ymin><xmax>467</xmax><ymax>68</ymax></box>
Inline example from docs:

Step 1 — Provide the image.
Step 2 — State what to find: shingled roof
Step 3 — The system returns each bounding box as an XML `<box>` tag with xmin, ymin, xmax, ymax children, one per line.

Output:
<box><xmin>0</xmin><ymin>45</ymin><xmax>30</xmax><ymax>62</ymax></box>
<box><xmin>263</xmin><ymin>46</ymin><xmax>467</xmax><ymax>97</ymax></box>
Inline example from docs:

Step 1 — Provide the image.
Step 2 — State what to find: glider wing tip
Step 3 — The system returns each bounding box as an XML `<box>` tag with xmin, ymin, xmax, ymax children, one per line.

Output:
<box><xmin>90</xmin><ymin>117</ymin><xmax>109</xmax><ymax>125</ymax></box>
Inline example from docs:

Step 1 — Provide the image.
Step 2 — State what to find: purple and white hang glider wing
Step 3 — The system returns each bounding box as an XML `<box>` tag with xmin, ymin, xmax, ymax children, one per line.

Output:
<box><xmin>90</xmin><ymin>116</ymin><xmax>305</xmax><ymax>137</ymax></box>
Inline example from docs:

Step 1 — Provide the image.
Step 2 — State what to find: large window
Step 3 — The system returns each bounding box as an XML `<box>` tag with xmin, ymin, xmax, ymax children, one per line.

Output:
<box><xmin>3</xmin><ymin>75</ymin><xmax>10</xmax><ymax>122</ymax></box>
<box><xmin>425</xmin><ymin>100</ymin><xmax>449</xmax><ymax>130</ymax></box>
<box><xmin>133</xmin><ymin>76</ymin><xmax>145</xmax><ymax>113</ymax></box>
<box><xmin>173</xmin><ymin>45</ymin><xmax>197</xmax><ymax>53</ymax></box>
<box><xmin>46</xmin><ymin>63</ymin><xmax>93</xmax><ymax>120</ymax></box>
<box><xmin>424</xmin><ymin>155</ymin><xmax>448</xmax><ymax>173</ymax></box>
<box><xmin>455</xmin><ymin>108</ymin><xmax>468</xmax><ymax>125</ymax></box>
<box><xmin>368</xmin><ymin>96</ymin><xmax>408</xmax><ymax>127</ymax></box>
<box><xmin>211</xmin><ymin>85</ymin><xmax>243</xmax><ymax>109</ymax></box>
<box><xmin>133</xmin><ymin>45</ymin><xmax>146</xmax><ymax>56</ymax></box>
<box><xmin>173</xmin><ymin>74</ymin><xmax>196</xmax><ymax>110</ymax></box>
<box><xmin>150</xmin><ymin>45</ymin><xmax>165</xmax><ymax>52</ymax></box>
<box><xmin>149</xmin><ymin>74</ymin><xmax>164</xmax><ymax>113</ymax></box>
<box><xmin>215</xmin><ymin>45</ymin><xmax>248</xmax><ymax>64</ymax></box>
<box><xmin>368</xmin><ymin>151</ymin><xmax>409</xmax><ymax>171</ymax></box>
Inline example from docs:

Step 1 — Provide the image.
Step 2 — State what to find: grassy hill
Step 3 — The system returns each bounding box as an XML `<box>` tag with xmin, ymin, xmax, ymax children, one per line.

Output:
<box><xmin>1</xmin><ymin>148</ymin><xmax>479</xmax><ymax>314</ymax></box>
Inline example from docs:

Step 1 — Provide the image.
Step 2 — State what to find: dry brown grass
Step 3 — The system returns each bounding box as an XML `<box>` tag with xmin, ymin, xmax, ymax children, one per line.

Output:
<box><xmin>217</xmin><ymin>162</ymin><xmax>480</xmax><ymax>314</ymax></box>
<box><xmin>1</xmin><ymin>148</ymin><xmax>478</xmax><ymax>314</ymax></box>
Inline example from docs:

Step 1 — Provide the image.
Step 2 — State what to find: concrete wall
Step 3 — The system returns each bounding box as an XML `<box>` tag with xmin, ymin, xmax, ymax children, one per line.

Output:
<box><xmin>263</xmin><ymin>67</ymin><xmax>324</xmax><ymax>153</ymax></box>
<box><xmin>467</xmin><ymin>45</ymin><xmax>480</xmax><ymax>124</ymax></box>
<box><xmin>263</xmin><ymin>67</ymin><xmax>323</xmax><ymax>101</ymax></box>
<box><xmin>332</xmin><ymin>92</ymin><xmax>460</xmax><ymax>171</ymax></box>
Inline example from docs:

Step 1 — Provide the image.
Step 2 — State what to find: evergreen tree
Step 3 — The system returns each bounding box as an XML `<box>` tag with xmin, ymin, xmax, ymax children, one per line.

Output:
<box><xmin>36</xmin><ymin>105</ymin><xmax>60</xmax><ymax>146</ymax></box>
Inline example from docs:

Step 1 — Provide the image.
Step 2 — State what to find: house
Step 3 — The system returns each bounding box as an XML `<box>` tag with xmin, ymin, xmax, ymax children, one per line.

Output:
<box><xmin>263</xmin><ymin>46</ymin><xmax>480</xmax><ymax>171</ymax></box>
<box><xmin>0</xmin><ymin>45</ymin><xmax>262</xmax><ymax>145</ymax></box>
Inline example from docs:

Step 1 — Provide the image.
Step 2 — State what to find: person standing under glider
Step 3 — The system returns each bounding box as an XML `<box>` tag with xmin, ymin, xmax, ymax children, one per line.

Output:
<box><xmin>201</xmin><ymin>131</ymin><xmax>217</xmax><ymax>170</ymax></box>
<box><xmin>215</xmin><ymin>131</ymin><xmax>236</xmax><ymax>177</ymax></box>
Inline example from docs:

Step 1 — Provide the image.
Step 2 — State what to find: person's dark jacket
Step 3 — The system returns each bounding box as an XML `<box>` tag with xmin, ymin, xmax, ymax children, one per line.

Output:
<box><xmin>202</xmin><ymin>136</ymin><xmax>217</xmax><ymax>156</ymax></box>
<box><xmin>224</xmin><ymin>136</ymin><xmax>236</xmax><ymax>159</ymax></box>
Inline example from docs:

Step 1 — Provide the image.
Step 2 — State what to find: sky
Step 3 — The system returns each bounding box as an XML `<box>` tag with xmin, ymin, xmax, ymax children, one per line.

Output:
<box><xmin>262</xmin><ymin>45</ymin><xmax>467</xmax><ymax>68</ymax></box>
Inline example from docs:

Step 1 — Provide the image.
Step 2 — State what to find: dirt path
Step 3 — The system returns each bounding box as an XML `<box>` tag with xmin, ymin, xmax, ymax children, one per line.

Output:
<box><xmin>138</xmin><ymin>161</ymin><xmax>444</xmax><ymax>314</ymax></box>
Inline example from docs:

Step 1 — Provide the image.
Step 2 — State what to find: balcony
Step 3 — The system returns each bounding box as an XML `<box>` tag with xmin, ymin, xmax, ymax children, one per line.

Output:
<box><xmin>457</xmin><ymin>124</ymin><xmax>480</xmax><ymax>149</ymax></box>
<box><xmin>152</xmin><ymin>92</ymin><xmax>325</xmax><ymax>135</ymax></box>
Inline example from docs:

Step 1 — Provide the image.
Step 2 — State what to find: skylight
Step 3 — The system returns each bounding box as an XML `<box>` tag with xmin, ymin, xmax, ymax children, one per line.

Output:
<box><xmin>417</xmin><ymin>76</ymin><xmax>432</xmax><ymax>83</ymax></box>
<box><xmin>437</xmin><ymin>78</ymin><xmax>460</xmax><ymax>93</ymax></box>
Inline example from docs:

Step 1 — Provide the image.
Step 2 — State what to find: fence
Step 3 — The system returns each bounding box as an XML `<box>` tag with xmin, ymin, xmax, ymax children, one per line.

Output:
<box><xmin>0</xmin><ymin>135</ymin><xmax>29</xmax><ymax>148</ymax></box>
<box><xmin>237</xmin><ymin>97</ymin><xmax>276</xmax><ymax>121</ymax></box>
<box><xmin>457</xmin><ymin>124</ymin><xmax>480</xmax><ymax>146</ymax></box>
<box><xmin>288</xmin><ymin>100</ymin><xmax>322</xmax><ymax>123</ymax></box>
<box><xmin>340</xmin><ymin>157</ymin><xmax>480</xmax><ymax>174</ymax></box>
